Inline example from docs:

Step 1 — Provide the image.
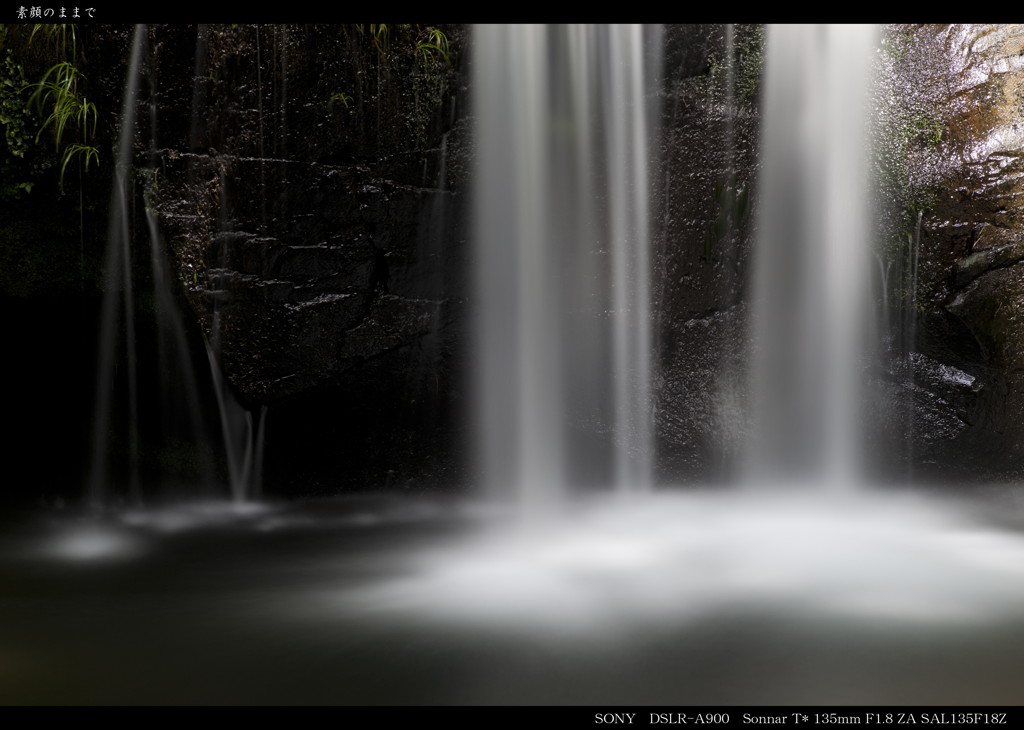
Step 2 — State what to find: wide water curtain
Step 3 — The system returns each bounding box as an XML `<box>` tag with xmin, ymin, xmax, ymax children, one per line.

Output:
<box><xmin>474</xmin><ymin>24</ymin><xmax>656</xmax><ymax>511</ymax></box>
<box><xmin>749</xmin><ymin>24</ymin><xmax>877</xmax><ymax>490</ymax></box>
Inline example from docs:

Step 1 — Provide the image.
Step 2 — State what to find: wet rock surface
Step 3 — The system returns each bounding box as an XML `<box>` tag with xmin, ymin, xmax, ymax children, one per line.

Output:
<box><xmin>657</xmin><ymin>304</ymin><xmax>750</xmax><ymax>482</ymax></box>
<box><xmin>882</xmin><ymin>24</ymin><xmax>1024</xmax><ymax>480</ymax></box>
<box><xmin>653</xmin><ymin>25</ymin><xmax>760</xmax><ymax>482</ymax></box>
<box><xmin>156</xmin><ymin>153</ymin><xmax>467</xmax><ymax>406</ymax></box>
<box><xmin>147</xmin><ymin>25</ymin><xmax>470</xmax><ymax>492</ymax></box>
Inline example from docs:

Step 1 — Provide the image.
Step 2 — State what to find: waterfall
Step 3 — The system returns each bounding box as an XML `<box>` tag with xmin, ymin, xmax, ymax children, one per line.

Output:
<box><xmin>748</xmin><ymin>24</ymin><xmax>878</xmax><ymax>490</ymax></box>
<box><xmin>88</xmin><ymin>24</ymin><xmax>266</xmax><ymax>506</ymax></box>
<box><xmin>145</xmin><ymin>207</ymin><xmax>217</xmax><ymax>496</ymax></box>
<box><xmin>473</xmin><ymin>24</ymin><xmax>658</xmax><ymax>512</ymax></box>
<box><xmin>87</xmin><ymin>25</ymin><xmax>147</xmax><ymax>506</ymax></box>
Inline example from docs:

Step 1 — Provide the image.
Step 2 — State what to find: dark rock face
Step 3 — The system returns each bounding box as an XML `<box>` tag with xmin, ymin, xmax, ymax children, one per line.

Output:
<box><xmin>653</xmin><ymin>25</ymin><xmax>761</xmax><ymax>482</ymax></box>
<box><xmin>157</xmin><ymin>153</ymin><xmax>467</xmax><ymax>406</ymax></box>
<box><xmin>879</xmin><ymin>24</ymin><xmax>1024</xmax><ymax>480</ymax></box>
<box><xmin>147</xmin><ymin>25</ymin><xmax>470</xmax><ymax>493</ymax></box>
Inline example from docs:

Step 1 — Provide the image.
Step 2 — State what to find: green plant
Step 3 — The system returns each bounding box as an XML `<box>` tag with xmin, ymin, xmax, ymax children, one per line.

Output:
<box><xmin>1</xmin><ymin>48</ymin><xmax>33</xmax><ymax>159</ymax></box>
<box><xmin>30</xmin><ymin>23</ymin><xmax>78</xmax><ymax>61</ymax></box>
<box><xmin>417</xmin><ymin>28</ymin><xmax>451</xmax><ymax>66</ymax></box>
<box><xmin>0</xmin><ymin>37</ymin><xmax>53</xmax><ymax>200</ymax></box>
<box><xmin>356</xmin><ymin>24</ymin><xmax>391</xmax><ymax>54</ymax></box>
<box><xmin>329</xmin><ymin>91</ymin><xmax>353</xmax><ymax>111</ymax></box>
<box><xmin>58</xmin><ymin>141</ymin><xmax>97</xmax><ymax>181</ymax></box>
<box><xmin>28</xmin><ymin>59</ymin><xmax>98</xmax><ymax>191</ymax></box>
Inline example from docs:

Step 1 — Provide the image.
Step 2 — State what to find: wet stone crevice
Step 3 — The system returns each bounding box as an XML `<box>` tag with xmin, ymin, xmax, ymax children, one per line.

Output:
<box><xmin>874</xmin><ymin>24</ymin><xmax>1024</xmax><ymax>480</ymax></box>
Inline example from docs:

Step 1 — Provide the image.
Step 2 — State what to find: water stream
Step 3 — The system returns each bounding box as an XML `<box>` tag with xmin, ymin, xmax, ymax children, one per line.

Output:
<box><xmin>87</xmin><ymin>25</ymin><xmax>147</xmax><ymax>506</ymax></box>
<box><xmin>89</xmin><ymin>24</ymin><xmax>266</xmax><ymax>505</ymax></box>
<box><xmin>474</xmin><ymin>24</ymin><xmax>657</xmax><ymax>513</ymax></box>
<box><xmin>748</xmin><ymin>24</ymin><xmax>877</xmax><ymax>489</ymax></box>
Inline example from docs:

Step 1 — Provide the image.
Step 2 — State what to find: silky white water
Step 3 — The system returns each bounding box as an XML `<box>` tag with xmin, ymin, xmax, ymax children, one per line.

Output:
<box><xmin>441</xmin><ymin>23</ymin><xmax>1024</xmax><ymax>680</ymax></box>
<box><xmin>473</xmin><ymin>24</ymin><xmax>657</xmax><ymax>513</ymax></box>
<box><xmin>748</xmin><ymin>24</ymin><xmax>877</xmax><ymax>489</ymax></box>
<box><xmin>87</xmin><ymin>25</ymin><xmax>147</xmax><ymax>505</ymax></box>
